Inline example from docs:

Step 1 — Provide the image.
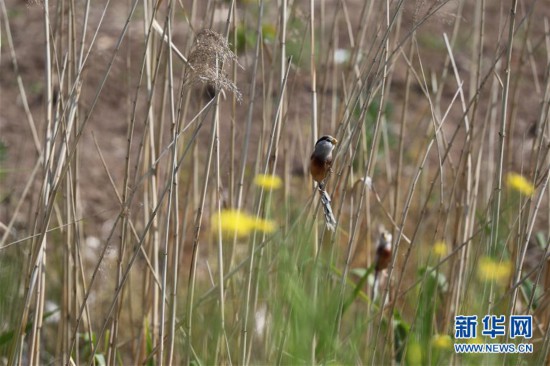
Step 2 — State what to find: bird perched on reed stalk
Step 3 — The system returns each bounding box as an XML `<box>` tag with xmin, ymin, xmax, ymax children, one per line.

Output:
<box><xmin>310</xmin><ymin>135</ymin><xmax>338</xmax><ymax>231</ymax></box>
<box><xmin>372</xmin><ymin>230</ymin><xmax>392</xmax><ymax>302</ymax></box>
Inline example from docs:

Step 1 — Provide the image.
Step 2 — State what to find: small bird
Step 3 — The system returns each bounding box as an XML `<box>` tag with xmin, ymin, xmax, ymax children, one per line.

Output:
<box><xmin>310</xmin><ymin>135</ymin><xmax>338</xmax><ymax>231</ymax></box>
<box><xmin>372</xmin><ymin>230</ymin><xmax>392</xmax><ymax>302</ymax></box>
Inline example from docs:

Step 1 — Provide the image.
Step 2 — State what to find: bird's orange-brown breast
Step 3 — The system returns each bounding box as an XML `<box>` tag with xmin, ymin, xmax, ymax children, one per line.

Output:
<box><xmin>375</xmin><ymin>244</ymin><xmax>392</xmax><ymax>271</ymax></box>
<box><xmin>310</xmin><ymin>154</ymin><xmax>332</xmax><ymax>183</ymax></box>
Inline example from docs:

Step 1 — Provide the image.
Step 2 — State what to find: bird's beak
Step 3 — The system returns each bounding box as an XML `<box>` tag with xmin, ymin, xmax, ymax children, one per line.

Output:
<box><xmin>331</xmin><ymin>137</ymin><xmax>338</xmax><ymax>145</ymax></box>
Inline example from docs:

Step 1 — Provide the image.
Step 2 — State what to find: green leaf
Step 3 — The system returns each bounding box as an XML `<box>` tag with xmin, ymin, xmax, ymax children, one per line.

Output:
<box><xmin>0</xmin><ymin>308</ymin><xmax>59</xmax><ymax>346</ymax></box>
<box><xmin>341</xmin><ymin>265</ymin><xmax>374</xmax><ymax>315</ymax></box>
<box><xmin>394</xmin><ymin>310</ymin><xmax>411</xmax><ymax>363</ymax></box>
<box><xmin>521</xmin><ymin>278</ymin><xmax>543</xmax><ymax>310</ymax></box>
<box><xmin>94</xmin><ymin>354</ymin><xmax>106</xmax><ymax>366</ymax></box>
<box><xmin>535</xmin><ymin>231</ymin><xmax>547</xmax><ymax>249</ymax></box>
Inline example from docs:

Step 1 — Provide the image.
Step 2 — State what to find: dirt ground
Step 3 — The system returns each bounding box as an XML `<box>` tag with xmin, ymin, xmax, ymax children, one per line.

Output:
<box><xmin>1</xmin><ymin>0</ymin><xmax>549</xmax><ymax>258</ymax></box>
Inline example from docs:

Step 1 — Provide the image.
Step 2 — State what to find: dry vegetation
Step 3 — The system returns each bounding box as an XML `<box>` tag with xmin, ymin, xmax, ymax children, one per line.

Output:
<box><xmin>1</xmin><ymin>0</ymin><xmax>550</xmax><ymax>364</ymax></box>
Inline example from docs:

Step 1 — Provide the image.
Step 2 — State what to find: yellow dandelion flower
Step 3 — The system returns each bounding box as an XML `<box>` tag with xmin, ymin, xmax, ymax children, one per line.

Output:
<box><xmin>477</xmin><ymin>256</ymin><xmax>512</xmax><ymax>285</ymax></box>
<box><xmin>432</xmin><ymin>334</ymin><xmax>452</xmax><ymax>350</ymax></box>
<box><xmin>212</xmin><ymin>210</ymin><xmax>256</xmax><ymax>237</ymax></box>
<box><xmin>433</xmin><ymin>241</ymin><xmax>447</xmax><ymax>257</ymax></box>
<box><xmin>262</xmin><ymin>24</ymin><xmax>277</xmax><ymax>42</ymax></box>
<box><xmin>253</xmin><ymin>218</ymin><xmax>276</xmax><ymax>233</ymax></box>
<box><xmin>507</xmin><ymin>173</ymin><xmax>535</xmax><ymax>196</ymax></box>
<box><xmin>254</xmin><ymin>174</ymin><xmax>283</xmax><ymax>190</ymax></box>
<box><xmin>211</xmin><ymin>209</ymin><xmax>276</xmax><ymax>237</ymax></box>
<box><xmin>406</xmin><ymin>339</ymin><xmax>423</xmax><ymax>365</ymax></box>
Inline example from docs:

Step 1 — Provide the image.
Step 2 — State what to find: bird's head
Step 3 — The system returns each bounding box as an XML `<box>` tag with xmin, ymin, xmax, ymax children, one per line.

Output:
<box><xmin>315</xmin><ymin>135</ymin><xmax>338</xmax><ymax>147</ymax></box>
<box><xmin>314</xmin><ymin>136</ymin><xmax>338</xmax><ymax>157</ymax></box>
<box><xmin>379</xmin><ymin>230</ymin><xmax>392</xmax><ymax>249</ymax></box>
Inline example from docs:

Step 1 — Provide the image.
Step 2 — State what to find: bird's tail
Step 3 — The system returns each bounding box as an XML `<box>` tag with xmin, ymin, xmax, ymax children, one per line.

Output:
<box><xmin>318</xmin><ymin>187</ymin><xmax>337</xmax><ymax>231</ymax></box>
<box><xmin>372</xmin><ymin>271</ymin><xmax>380</xmax><ymax>302</ymax></box>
